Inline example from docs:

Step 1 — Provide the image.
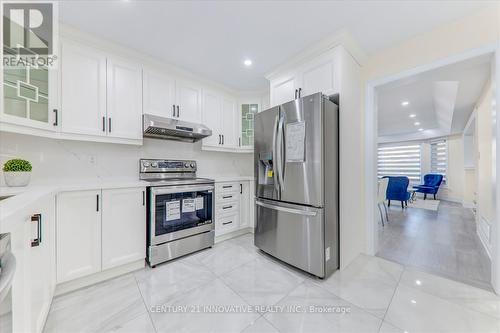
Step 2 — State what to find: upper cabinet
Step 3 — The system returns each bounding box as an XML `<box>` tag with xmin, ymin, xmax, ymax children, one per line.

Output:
<box><xmin>60</xmin><ymin>41</ymin><xmax>107</xmax><ymax>137</ymax></box>
<box><xmin>201</xmin><ymin>90</ymin><xmax>239</xmax><ymax>151</ymax></box>
<box><xmin>106</xmin><ymin>57</ymin><xmax>143</xmax><ymax>140</ymax></box>
<box><xmin>143</xmin><ymin>70</ymin><xmax>201</xmax><ymax>123</ymax></box>
<box><xmin>143</xmin><ymin>71</ymin><xmax>176</xmax><ymax>118</ymax></box>
<box><xmin>2</xmin><ymin>50</ymin><xmax>58</xmax><ymax>131</ymax></box>
<box><xmin>269</xmin><ymin>48</ymin><xmax>341</xmax><ymax>107</ymax></box>
<box><xmin>60</xmin><ymin>39</ymin><xmax>143</xmax><ymax>142</ymax></box>
<box><xmin>239</xmin><ymin>103</ymin><xmax>258</xmax><ymax>149</ymax></box>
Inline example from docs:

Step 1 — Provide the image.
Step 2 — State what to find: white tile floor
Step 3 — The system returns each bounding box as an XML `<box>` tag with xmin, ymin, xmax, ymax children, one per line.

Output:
<box><xmin>44</xmin><ymin>233</ymin><xmax>500</xmax><ymax>333</ymax></box>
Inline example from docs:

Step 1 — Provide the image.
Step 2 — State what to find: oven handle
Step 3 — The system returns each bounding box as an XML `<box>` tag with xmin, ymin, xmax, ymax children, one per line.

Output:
<box><xmin>151</xmin><ymin>184</ymin><xmax>214</xmax><ymax>196</ymax></box>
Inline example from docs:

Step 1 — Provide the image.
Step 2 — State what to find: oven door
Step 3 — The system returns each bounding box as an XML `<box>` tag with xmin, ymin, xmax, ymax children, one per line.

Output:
<box><xmin>150</xmin><ymin>184</ymin><xmax>214</xmax><ymax>245</ymax></box>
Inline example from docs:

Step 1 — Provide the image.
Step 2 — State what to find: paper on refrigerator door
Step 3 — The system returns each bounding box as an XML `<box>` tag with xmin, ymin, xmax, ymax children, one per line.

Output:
<box><xmin>182</xmin><ymin>198</ymin><xmax>196</xmax><ymax>213</ymax></box>
<box><xmin>285</xmin><ymin>121</ymin><xmax>306</xmax><ymax>162</ymax></box>
<box><xmin>165</xmin><ymin>200</ymin><xmax>181</xmax><ymax>221</ymax></box>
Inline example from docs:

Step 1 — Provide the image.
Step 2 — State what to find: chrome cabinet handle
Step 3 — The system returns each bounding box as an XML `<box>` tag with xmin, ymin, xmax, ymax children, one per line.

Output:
<box><xmin>108</xmin><ymin>118</ymin><xmax>112</xmax><ymax>133</ymax></box>
<box><xmin>222</xmin><ymin>221</ymin><xmax>233</xmax><ymax>225</ymax></box>
<box><xmin>222</xmin><ymin>195</ymin><xmax>232</xmax><ymax>199</ymax></box>
<box><xmin>222</xmin><ymin>205</ymin><xmax>233</xmax><ymax>210</ymax></box>
<box><xmin>31</xmin><ymin>214</ymin><xmax>42</xmax><ymax>247</ymax></box>
<box><xmin>256</xmin><ymin>200</ymin><xmax>317</xmax><ymax>216</ymax></box>
<box><xmin>102</xmin><ymin>116</ymin><xmax>106</xmax><ymax>132</ymax></box>
<box><xmin>96</xmin><ymin>194</ymin><xmax>100</xmax><ymax>212</ymax></box>
<box><xmin>172</xmin><ymin>105</ymin><xmax>176</xmax><ymax>117</ymax></box>
<box><xmin>176</xmin><ymin>105</ymin><xmax>180</xmax><ymax>118</ymax></box>
<box><xmin>222</xmin><ymin>134</ymin><xmax>224</xmax><ymax>145</ymax></box>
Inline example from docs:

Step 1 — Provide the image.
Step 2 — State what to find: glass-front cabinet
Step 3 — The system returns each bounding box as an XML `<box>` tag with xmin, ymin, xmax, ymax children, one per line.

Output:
<box><xmin>240</xmin><ymin>103</ymin><xmax>258</xmax><ymax>149</ymax></box>
<box><xmin>2</xmin><ymin>48</ymin><xmax>57</xmax><ymax>131</ymax></box>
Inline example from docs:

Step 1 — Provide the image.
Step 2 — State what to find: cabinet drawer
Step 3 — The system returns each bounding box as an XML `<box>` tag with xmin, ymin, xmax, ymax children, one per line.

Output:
<box><xmin>216</xmin><ymin>214</ymin><xmax>239</xmax><ymax>236</ymax></box>
<box><xmin>216</xmin><ymin>182</ymin><xmax>239</xmax><ymax>194</ymax></box>
<box><xmin>216</xmin><ymin>192</ymin><xmax>239</xmax><ymax>204</ymax></box>
<box><xmin>216</xmin><ymin>202</ymin><xmax>239</xmax><ymax>217</ymax></box>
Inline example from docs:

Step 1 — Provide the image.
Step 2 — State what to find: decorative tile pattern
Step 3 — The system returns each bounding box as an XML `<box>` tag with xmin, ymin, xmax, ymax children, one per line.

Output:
<box><xmin>44</xmin><ymin>234</ymin><xmax>500</xmax><ymax>333</ymax></box>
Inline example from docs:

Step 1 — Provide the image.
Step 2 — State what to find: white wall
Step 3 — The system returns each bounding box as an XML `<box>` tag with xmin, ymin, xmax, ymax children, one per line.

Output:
<box><xmin>0</xmin><ymin>132</ymin><xmax>253</xmax><ymax>186</ymax></box>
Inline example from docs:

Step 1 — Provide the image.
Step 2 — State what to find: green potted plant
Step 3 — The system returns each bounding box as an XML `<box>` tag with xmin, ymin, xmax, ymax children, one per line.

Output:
<box><xmin>3</xmin><ymin>159</ymin><xmax>32</xmax><ymax>187</ymax></box>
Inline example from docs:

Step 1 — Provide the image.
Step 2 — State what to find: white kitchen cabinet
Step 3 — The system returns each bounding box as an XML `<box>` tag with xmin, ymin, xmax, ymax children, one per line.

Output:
<box><xmin>269</xmin><ymin>47</ymin><xmax>340</xmax><ymax>107</ymax></box>
<box><xmin>202</xmin><ymin>90</ymin><xmax>223</xmax><ymax>147</ymax></box>
<box><xmin>143</xmin><ymin>70</ymin><xmax>177</xmax><ymax>119</ymax></box>
<box><xmin>106</xmin><ymin>57</ymin><xmax>143</xmax><ymax>140</ymax></box>
<box><xmin>270</xmin><ymin>75</ymin><xmax>298</xmax><ymax>107</ymax></box>
<box><xmin>201</xmin><ymin>91</ymin><xmax>239</xmax><ymax>150</ymax></box>
<box><xmin>28</xmin><ymin>195</ymin><xmax>56</xmax><ymax>333</ymax></box>
<box><xmin>56</xmin><ymin>190</ymin><xmax>102</xmax><ymax>283</ymax></box>
<box><xmin>176</xmin><ymin>80</ymin><xmax>202</xmax><ymax>123</ymax></box>
<box><xmin>60</xmin><ymin>41</ymin><xmax>107</xmax><ymax>136</ymax></box>
<box><xmin>222</xmin><ymin>97</ymin><xmax>238</xmax><ymax>148</ymax></box>
<box><xmin>101</xmin><ymin>188</ymin><xmax>146</xmax><ymax>270</ymax></box>
<box><xmin>214</xmin><ymin>181</ymin><xmax>254</xmax><ymax>237</ymax></box>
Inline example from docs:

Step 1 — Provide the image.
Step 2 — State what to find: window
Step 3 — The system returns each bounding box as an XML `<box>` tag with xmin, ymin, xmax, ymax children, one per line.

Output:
<box><xmin>377</xmin><ymin>144</ymin><xmax>421</xmax><ymax>182</ymax></box>
<box><xmin>430</xmin><ymin>139</ymin><xmax>447</xmax><ymax>183</ymax></box>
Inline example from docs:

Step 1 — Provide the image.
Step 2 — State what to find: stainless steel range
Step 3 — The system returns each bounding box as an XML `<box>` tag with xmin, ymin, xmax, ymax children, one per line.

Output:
<box><xmin>140</xmin><ymin>159</ymin><xmax>214</xmax><ymax>267</ymax></box>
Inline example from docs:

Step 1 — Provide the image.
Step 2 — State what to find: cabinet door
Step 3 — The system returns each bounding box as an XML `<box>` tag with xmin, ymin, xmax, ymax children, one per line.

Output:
<box><xmin>106</xmin><ymin>57</ymin><xmax>143</xmax><ymax>140</ymax></box>
<box><xmin>270</xmin><ymin>75</ymin><xmax>297</xmax><ymax>107</ymax></box>
<box><xmin>222</xmin><ymin>97</ymin><xmax>238</xmax><ymax>148</ymax></box>
<box><xmin>101</xmin><ymin>188</ymin><xmax>146</xmax><ymax>270</ymax></box>
<box><xmin>176</xmin><ymin>80</ymin><xmax>201</xmax><ymax>123</ymax></box>
<box><xmin>300</xmin><ymin>50</ymin><xmax>339</xmax><ymax>97</ymax></box>
<box><xmin>201</xmin><ymin>90</ymin><xmax>223</xmax><ymax>147</ymax></box>
<box><xmin>143</xmin><ymin>70</ymin><xmax>176</xmax><ymax>119</ymax></box>
<box><xmin>56</xmin><ymin>190</ymin><xmax>101</xmax><ymax>283</ymax></box>
<box><xmin>29</xmin><ymin>195</ymin><xmax>56</xmax><ymax>333</ymax></box>
<box><xmin>239</xmin><ymin>103</ymin><xmax>258</xmax><ymax>148</ymax></box>
<box><xmin>239</xmin><ymin>182</ymin><xmax>250</xmax><ymax>228</ymax></box>
<box><xmin>60</xmin><ymin>41</ymin><xmax>107</xmax><ymax>136</ymax></box>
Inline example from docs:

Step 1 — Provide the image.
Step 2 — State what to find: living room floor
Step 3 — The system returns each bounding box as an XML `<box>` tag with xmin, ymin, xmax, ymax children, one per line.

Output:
<box><xmin>377</xmin><ymin>200</ymin><xmax>491</xmax><ymax>290</ymax></box>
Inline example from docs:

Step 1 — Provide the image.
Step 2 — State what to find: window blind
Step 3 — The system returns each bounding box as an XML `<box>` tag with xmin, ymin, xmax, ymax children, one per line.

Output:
<box><xmin>430</xmin><ymin>139</ymin><xmax>447</xmax><ymax>183</ymax></box>
<box><xmin>377</xmin><ymin>144</ymin><xmax>421</xmax><ymax>182</ymax></box>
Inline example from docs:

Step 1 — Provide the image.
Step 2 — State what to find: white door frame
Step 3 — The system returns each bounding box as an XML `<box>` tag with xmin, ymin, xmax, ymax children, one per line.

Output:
<box><xmin>364</xmin><ymin>43</ymin><xmax>500</xmax><ymax>293</ymax></box>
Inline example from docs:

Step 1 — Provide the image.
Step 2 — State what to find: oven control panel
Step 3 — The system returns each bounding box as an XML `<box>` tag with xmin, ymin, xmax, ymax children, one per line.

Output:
<box><xmin>140</xmin><ymin>159</ymin><xmax>197</xmax><ymax>173</ymax></box>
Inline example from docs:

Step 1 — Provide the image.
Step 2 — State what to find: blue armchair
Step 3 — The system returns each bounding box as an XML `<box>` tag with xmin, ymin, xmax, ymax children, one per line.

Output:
<box><xmin>413</xmin><ymin>174</ymin><xmax>443</xmax><ymax>200</ymax></box>
<box><xmin>384</xmin><ymin>176</ymin><xmax>411</xmax><ymax>209</ymax></box>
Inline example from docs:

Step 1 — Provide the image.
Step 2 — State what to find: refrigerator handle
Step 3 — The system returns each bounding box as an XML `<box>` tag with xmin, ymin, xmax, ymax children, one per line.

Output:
<box><xmin>272</xmin><ymin>113</ymin><xmax>280</xmax><ymax>196</ymax></box>
<box><xmin>276</xmin><ymin>114</ymin><xmax>285</xmax><ymax>191</ymax></box>
<box><xmin>256</xmin><ymin>200</ymin><xmax>317</xmax><ymax>216</ymax></box>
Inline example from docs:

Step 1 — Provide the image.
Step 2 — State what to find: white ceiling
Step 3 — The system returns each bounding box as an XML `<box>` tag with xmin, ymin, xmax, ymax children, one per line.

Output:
<box><xmin>377</xmin><ymin>54</ymin><xmax>492</xmax><ymax>141</ymax></box>
<box><xmin>59</xmin><ymin>0</ymin><xmax>493</xmax><ymax>91</ymax></box>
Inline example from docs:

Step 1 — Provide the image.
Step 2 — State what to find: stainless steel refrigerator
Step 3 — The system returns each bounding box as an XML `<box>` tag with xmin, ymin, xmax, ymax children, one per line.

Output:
<box><xmin>254</xmin><ymin>92</ymin><xmax>339</xmax><ymax>278</ymax></box>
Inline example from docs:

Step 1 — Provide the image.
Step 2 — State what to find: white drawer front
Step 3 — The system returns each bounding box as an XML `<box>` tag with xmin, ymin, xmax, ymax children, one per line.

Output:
<box><xmin>216</xmin><ymin>182</ymin><xmax>239</xmax><ymax>194</ymax></box>
<box><xmin>217</xmin><ymin>192</ymin><xmax>239</xmax><ymax>204</ymax></box>
<box><xmin>216</xmin><ymin>214</ymin><xmax>239</xmax><ymax>236</ymax></box>
<box><xmin>216</xmin><ymin>202</ymin><xmax>239</xmax><ymax>217</ymax></box>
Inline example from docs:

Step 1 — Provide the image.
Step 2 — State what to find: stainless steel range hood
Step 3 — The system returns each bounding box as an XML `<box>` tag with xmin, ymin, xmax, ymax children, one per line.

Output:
<box><xmin>143</xmin><ymin>114</ymin><xmax>212</xmax><ymax>142</ymax></box>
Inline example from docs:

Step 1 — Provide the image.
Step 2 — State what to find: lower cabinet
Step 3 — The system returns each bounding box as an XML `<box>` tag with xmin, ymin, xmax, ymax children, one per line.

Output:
<box><xmin>56</xmin><ymin>187</ymin><xmax>146</xmax><ymax>283</ymax></box>
<box><xmin>215</xmin><ymin>180</ymin><xmax>254</xmax><ymax>237</ymax></box>
<box><xmin>101</xmin><ymin>188</ymin><xmax>146</xmax><ymax>270</ymax></box>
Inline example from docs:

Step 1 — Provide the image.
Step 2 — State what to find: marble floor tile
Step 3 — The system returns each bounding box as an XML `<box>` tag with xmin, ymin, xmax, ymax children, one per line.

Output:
<box><xmin>135</xmin><ymin>256</ymin><xmax>216</xmax><ymax>308</ymax></box>
<box><xmin>264</xmin><ymin>281</ymin><xmax>382</xmax><ymax>333</ymax></box>
<box><xmin>315</xmin><ymin>254</ymin><xmax>403</xmax><ymax>318</ymax></box>
<box><xmin>377</xmin><ymin>321</ymin><xmax>405</xmax><ymax>333</ymax></box>
<box><xmin>240</xmin><ymin>317</ymin><xmax>280</xmax><ymax>333</ymax></box>
<box><xmin>149</xmin><ymin>279</ymin><xmax>260</xmax><ymax>333</ymax></box>
<box><xmin>385</xmin><ymin>284</ymin><xmax>500</xmax><ymax>333</ymax></box>
<box><xmin>104</xmin><ymin>313</ymin><xmax>155</xmax><ymax>333</ymax></box>
<box><xmin>44</xmin><ymin>274</ymin><xmax>147</xmax><ymax>333</ymax></box>
<box><xmin>399</xmin><ymin>268</ymin><xmax>500</xmax><ymax>319</ymax></box>
<box><xmin>193</xmin><ymin>240</ymin><xmax>258</xmax><ymax>276</ymax></box>
<box><xmin>221</xmin><ymin>257</ymin><xmax>304</xmax><ymax>307</ymax></box>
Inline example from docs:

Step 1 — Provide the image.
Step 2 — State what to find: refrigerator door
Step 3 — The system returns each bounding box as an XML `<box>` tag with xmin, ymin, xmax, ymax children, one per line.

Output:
<box><xmin>278</xmin><ymin>93</ymin><xmax>324</xmax><ymax>207</ymax></box>
<box><xmin>255</xmin><ymin>106</ymin><xmax>280</xmax><ymax>201</ymax></box>
<box><xmin>254</xmin><ymin>198</ymin><xmax>325</xmax><ymax>277</ymax></box>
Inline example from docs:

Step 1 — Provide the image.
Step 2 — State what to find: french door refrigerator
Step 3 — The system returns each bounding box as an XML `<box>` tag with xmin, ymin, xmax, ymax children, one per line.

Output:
<box><xmin>254</xmin><ymin>92</ymin><xmax>339</xmax><ymax>278</ymax></box>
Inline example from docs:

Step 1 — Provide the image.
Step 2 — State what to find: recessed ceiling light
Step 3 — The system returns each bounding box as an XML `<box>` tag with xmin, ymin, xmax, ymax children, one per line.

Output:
<box><xmin>414</xmin><ymin>122</ymin><xmax>420</xmax><ymax>126</ymax></box>
<box><xmin>243</xmin><ymin>59</ymin><xmax>253</xmax><ymax>66</ymax></box>
<box><xmin>409</xmin><ymin>114</ymin><xmax>416</xmax><ymax>118</ymax></box>
<box><xmin>415</xmin><ymin>280</ymin><xmax>422</xmax><ymax>286</ymax></box>
<box><xmin>418</xmin><ymin>128</ymin><xmax>424</xmax><ymax>132</ymax></box>
<box><xmin>401</xmin><ymin>101</ymin><xmax>410</xmax><ymax>106</ymax></box>
<box><xmin>411</xmin><ymin>299</ymin><xmax>417</xmax><ymax>304</ymax></box>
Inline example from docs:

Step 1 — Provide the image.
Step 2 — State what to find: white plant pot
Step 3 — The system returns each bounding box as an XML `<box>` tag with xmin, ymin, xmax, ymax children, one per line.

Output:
<box><xmin>4</xmin><ymin>172</ymin><xmax>31</xmax><ymax>187</ymax></box>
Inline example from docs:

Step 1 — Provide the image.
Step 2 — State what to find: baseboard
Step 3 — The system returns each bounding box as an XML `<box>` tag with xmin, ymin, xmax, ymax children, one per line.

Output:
<box><xmin>215</xmin><ymin>227</ymin><xmax>253</xmax><ymax>243</ymax></box>
<box><xmin>54</xmin><ymin>259</ymin><xmax>145</xmax><ymax>296</ymax></box>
